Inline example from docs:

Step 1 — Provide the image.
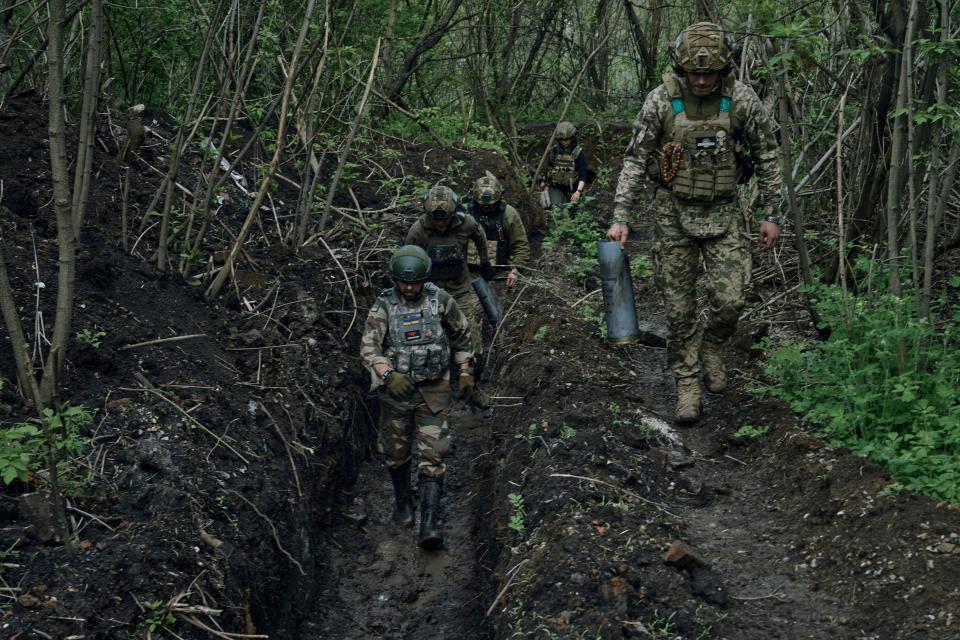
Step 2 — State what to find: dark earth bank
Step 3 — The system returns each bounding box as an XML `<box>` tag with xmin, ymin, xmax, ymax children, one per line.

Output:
<box><xmin>1</xmin><ymin>94</ymin><xmax>958</xmax><ymax>640</ymax></box>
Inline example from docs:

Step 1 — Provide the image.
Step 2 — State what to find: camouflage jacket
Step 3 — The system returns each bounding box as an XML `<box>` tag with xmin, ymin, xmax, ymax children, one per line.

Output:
<box><xmin>613</xmin><ymin>73</ymin><xmax>781</xmax><ymax>225</ymax></box>
<box><xmin>405</xmin><ymin>211</ymin><xmax>489</xmax><ymax>297</ymax></box>
<box><xmin>359</xmin><ymin>284</ymin><xmax>473</xmax><ymax>391</ymax></box>
<box><xmin>463</xmin><ymin>200</ymin><xmax>530</xmax><ymax>271</ymax></box>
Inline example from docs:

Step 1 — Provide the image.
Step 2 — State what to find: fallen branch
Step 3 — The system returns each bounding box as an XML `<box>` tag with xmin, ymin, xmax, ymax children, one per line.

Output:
<box><xmin>179</xmin><ymin>614</ymin><xmax>269</xmax><ymax>639</ymax></box>
<box><xmin>317</xmin><ymin>236</ymin><xmax>358</xmax><ymax>339</ymax></box>
<box><xmin>549</xmin><ymin>473</ymin><xmax>683</xmax><ymax>520</ymax></box>
<box><xmin>118</xmin><ymin>334</ymin><xmax>207</xmax><ymax>351</ymax></box>
<box><xmin>128</xmin><ymin>386</ymin><xmax>251</xmax><ymax>465</ymax></box>
<box><xmin>485</xmin><ymin>559</ymin><xmax>529</xmax><ymax>617</ymax></box>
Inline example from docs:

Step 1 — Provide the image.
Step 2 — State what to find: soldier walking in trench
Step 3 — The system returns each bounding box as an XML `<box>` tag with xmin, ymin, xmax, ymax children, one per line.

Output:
<box><xmin>360</xmin><ymin>245</ymin><xmax>476</xmax><ymax>550</ymax></box>
<box><xmin>405</xmin><ymin>185</ymin><xmax>495</xmax><ymax>401</ymax></box>
<box><xmin>606</xmin><ymin>22</ymin><xmax>784</xmax><ymax>424</ymax></box>
<box><xmin>463</xmin><ymin>171</ymin><xmax>530</xmax><ymax>290</ymax></box>
<box><xmin>539</xmin><ymin>121</ymin><xmax>590</xmax><ymax>209</ymax></box>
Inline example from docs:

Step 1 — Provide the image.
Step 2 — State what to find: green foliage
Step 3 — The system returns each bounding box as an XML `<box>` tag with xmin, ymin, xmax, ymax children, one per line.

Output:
<box><xmin>0</xmin><ymin>423</ymin><xmax>42</xmax><ymax>485</ymax></box>
<box><xmin>533</xmin><ymin>325</ymin><xmax>550</xmax><ymax>341</ymax></box>
<box><xmin>733</xmin><ymin>424</ymin><xmax>769</xmax><ymax>440</ymax></box>
<box><xmin>145</xmin><ymin>600</ymin><xmax>176</xmax><ymax>632</ymax></box>
<box><xmin>0</xmin><ymin>406</ymin><xmax>93</xmax><ymax>486</ymax></box>
<box><xmin>566</xmin><ymin>256</ymin><xmax>599</xmax><ymax>286</ymax></box>
<box><xmin>515</xmin><ymin>423</ymin><xmax>538</xmax><ymax>443</ymax></box>
<box><xmin>559</xmin><ymin>424</ymin><xmax>576</xmax><ymax>440</ymax></box>
<box><xmin>507</xmin><ymin>493</ymin><xmax>526</xmax><ymax>534</ymax></box>
<box><xmin>578</xmin><ymin>304</ymin><xmax>607</xmax><ymax>339</ymax></box>
<box><xmin>759</xmin><ymin>269</ymin><xmax>960</xmax><ymax>501</ymax></box>
<box><xmin>630</xmin><ymin>254</ymin><xmax>652</xmax><ymax>281</ymax></box>
<box><xmin>543</xmin><ymin>201</ymin><xmax>605</xmax><ymax>258</ymax></box>
<box><xmin>75</xmin><ymin>328</ymin><xmax>106</xmax><ymax>348</ymax></box>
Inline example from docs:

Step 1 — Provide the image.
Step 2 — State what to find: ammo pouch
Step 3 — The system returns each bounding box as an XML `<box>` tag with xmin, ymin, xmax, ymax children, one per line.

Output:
<box><xmin>670</xmin><ymin>119</ymin><xmax>738</xmax><ymax>202</ymax></box>
<box><xmin>384</xmin><ymin>285</ymin><xmax>449</xmax><ymax>383</ymax></box>
<box><xmin>427</xmin><ymin>245</ymin><xmax>465</xmax><ymax>281</ymax></box>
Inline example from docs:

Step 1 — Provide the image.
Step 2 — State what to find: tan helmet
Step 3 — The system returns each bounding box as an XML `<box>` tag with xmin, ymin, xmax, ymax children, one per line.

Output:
<box><xmin>670</xmin><ymin>22</ymin><xmax>733</xmax><ymax>74</ymax></box>
<box><xmin>555</xmin><ymin>121</ymin><xmax>577</xmax><ymax>141</ymax></box>
<box><xmin>424</xmin><ymin>185</ymin><xmax>458</xmax><ymax>219</ymax></box>
<box><xmin>473</xmin><ymin>171</ymin><xmax>503</xmax><ymax>206</ymax></box>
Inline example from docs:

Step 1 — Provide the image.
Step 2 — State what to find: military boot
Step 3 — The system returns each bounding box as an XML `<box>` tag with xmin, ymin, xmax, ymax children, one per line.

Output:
<box><xmin>418</xmin><ymin>475</ymin><xmax>444</xmax><ymax>550</ymax></box>
<box><xmin>389</xmin><ymin>462</ymin><xmax>414</xmax><ymax>527</ymax></box>
<box><xmin>674</xmin><ymin>376</ymin><xmax>702</xmax><ymax>424</ymax></box>
<box><xmin>700</xmin><ymin>340</ymin><xmax>728</xmax><ymax>394</ymax></box>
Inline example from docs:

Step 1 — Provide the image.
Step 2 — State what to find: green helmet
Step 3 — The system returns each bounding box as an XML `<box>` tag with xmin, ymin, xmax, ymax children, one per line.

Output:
<box><xmin>424</xmin><ymin>185</ymin><xmax>458</xmax><ymax>220</ymax></box>
<box><xmin>671</xmin><ymin>22</ymin><xmax>733</xmax><ymax>74</ymax></box>
<box><xmin>389</xmin><ymin>245</ymin><xmax>432</xmax><ymax>283</ymax></box>
<box><xmin>555</xmin><ymin>121</ymin><xmax>577</xmax><ymax>140</ymax></box>
<box><xmin>473</xmin><ymin>172</ymin><xmax>503</xmax><ymax>206</ymax></box>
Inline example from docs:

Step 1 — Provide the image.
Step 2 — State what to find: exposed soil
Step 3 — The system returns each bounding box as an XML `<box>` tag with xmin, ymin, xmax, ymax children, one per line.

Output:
<box><xmin>0</xmin><ymin>95</ymin><xmax>958</xmax><ymax>640</ymax></box>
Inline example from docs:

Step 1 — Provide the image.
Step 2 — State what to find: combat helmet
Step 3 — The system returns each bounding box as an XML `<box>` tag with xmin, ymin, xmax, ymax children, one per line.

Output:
<box><xmin>424</xmin><ymin>185</ymin><xmax>458</xmax><ymax>219</ymax></box>
<box><xmin>472</xmin><ymin>171</ymin><xmax>503</xmax><ymax>206</ymax></box>
<box><xmin>670</xmin><ymin>22</ymin><xmax>733</xmax><ymax>74</ymax></box>
<box><xmin>555</xmin><ymin>121</ymin><xmax>577</xmax><ymax>141</ymax></box>
<box><xmin>389</xmin><ymin>245</ymin><xmax>432</xmax><ymax>283</ymax></box>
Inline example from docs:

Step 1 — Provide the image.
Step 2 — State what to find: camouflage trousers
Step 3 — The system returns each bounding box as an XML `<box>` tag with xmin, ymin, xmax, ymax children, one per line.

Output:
<box><xmin>451</xmin><ymin>288</ymin><xmax>482</xmax><ymax>361</ymax></box>
<box><xmin>378</xmin><ymin>379</ymin><xmax>452</xmax><ymax>478</ymax></box>
<box><xmin>651</xmin><ymin>189</ymin><xmax>751</xmax><ymax>379</ymax></box>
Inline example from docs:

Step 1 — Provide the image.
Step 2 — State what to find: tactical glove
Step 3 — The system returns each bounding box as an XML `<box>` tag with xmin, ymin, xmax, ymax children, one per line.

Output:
<box><xmin>479</xmin><ymin>262</ymin><xmax>496</xmax><ymax>281</ymax></box>
<box><xmin>384</xmin><ymin>371</ymin><xmax>415</xmax><ymax>400</ymax></box>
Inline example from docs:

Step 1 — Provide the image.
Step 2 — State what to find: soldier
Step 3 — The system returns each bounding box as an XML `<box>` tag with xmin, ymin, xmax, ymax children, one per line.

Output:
<box><xmin>539</xmin><ymin>121</ymin><xmax>589</xmax><ymax>208</ymax></box>
<box><xmin>464</xmin><ymin>172</ymin><xmax>530</xmax><ymax>289</ymax></box>
<box><xmin>360</xmin><ymin>245</ymin><xmax>476</xmax><ymax>550</ymax></box>
<box><xmin>405</xmin><ymin>185</ymin><xmax>494</xmax><ymax>380</ymax></box>
<box><xmin>606</xmin><ymin>22</ymin><xmax>783</xmax><ymax>424</ymax></box>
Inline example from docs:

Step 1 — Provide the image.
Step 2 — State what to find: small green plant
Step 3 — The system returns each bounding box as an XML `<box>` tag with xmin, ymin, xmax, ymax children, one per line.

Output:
<box><xmin>144</xmin><ymin>600</ymin><xmax>176</xmax><ymax>632</ymax></box>
<box><xmin>444</xmin><ymin>159</ymin><xmax>466</xmax><ymax>179</ymax></box>
<box><xmin>514</xmin><ymin>423</ymin><xmax>538</xmax><ymax>443</ymax></box>
<box><xmin>566</xmin><ymin>256</ymin><xmax>598</xmax><ymax>285</ymax></box>
<box><xmin>75</xmin><ymin>328</ymin><xmax>106</xmax><ymax>348</ymax></box>
<box><xmin>533</xmin><ymin>325</ymin><xmax>549</xmax><ymax>341</ymax></box>
<box><xmin>0</xmin><ymin>405</ymin><xmax>93</xmax><ymax>486</ymax></box>
<box><xmin>559</xmin><ymin>424</ymin><xmax>576</xmax><ymax>440</ymax></box>
<box><xmin>733</xmin><ymin>424</ymin><xmax>769</xmax><ymax>440</ymax></box>
<box><xmin>543</xmin><ymin>204</ymin><xmax>605</xmax><ymax>257</ymax></box>
<box><xmin>630</xmin><ymin>254</ymin><xmax>652</xmax><ymax>280</ymax></box>
<box><xmin>578</xmin><ymin>304</ymin><xmax>607</xmax><ymax>339</ymax></box>
<box><xmin>0</xmin><ymin>423</ymin><xmax>42</xmax><ymax>484</ymax></box>
<box><xmin>507</xmin><ymin>493</ymin><xmax>526</xmax><ymax>534</ymax></box>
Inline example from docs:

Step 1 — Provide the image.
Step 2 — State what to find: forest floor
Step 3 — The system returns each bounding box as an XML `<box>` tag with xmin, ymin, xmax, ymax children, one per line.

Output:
<box><xmin>0</xmin><ymin>93</ymin><xmax>958</xmax><ymax>640</ymax></box>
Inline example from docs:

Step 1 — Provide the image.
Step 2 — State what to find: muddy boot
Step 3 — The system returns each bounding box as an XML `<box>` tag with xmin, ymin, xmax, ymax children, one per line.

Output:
<box><xmin>674</xmin><ymin>376</ymin><xmax>702</xmax><ymax>424</ymax></box>
<box><xmin>700</xmin><ymin>340</ymin><xmax>728</xmax><ymax>394</ymax></box>
<box><xmin>389</xmin><ymin>462</ymin><xmax>414</xmax><ymax>527</ymax></box>
<box><xmin>418</xmin><ymin>475</ymin><xmax>444</xmax><ymax>550</ymax></box>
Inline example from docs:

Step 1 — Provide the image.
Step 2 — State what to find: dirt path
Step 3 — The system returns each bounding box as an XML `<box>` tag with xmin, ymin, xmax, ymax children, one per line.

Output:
<box><xmin>308</xmin><ymin>405</ymin><xmax>494</xmax><ymax>639</ymax></box>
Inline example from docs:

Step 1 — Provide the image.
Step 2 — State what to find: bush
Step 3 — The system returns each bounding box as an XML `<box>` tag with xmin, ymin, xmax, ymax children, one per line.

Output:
<box><xmin>759</xmin><ymin>271</ymin><xmax>960</xmax><ymax>501</ymax></box>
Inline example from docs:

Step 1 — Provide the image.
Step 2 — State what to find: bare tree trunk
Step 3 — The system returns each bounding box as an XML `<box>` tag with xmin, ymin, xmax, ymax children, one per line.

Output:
<box><xmin>39</xmin><ymin>0</ymin><xmax>74</xmax><ymax>548</ymax></box>
<box><xmin>317</xmin><ymin>39</ymin><xmax>382</xmax><ymax>232</ymax></box>
<box><xmin>385</xmin><ymin>0</ymin><xmax>464</xmax><ymax>105</ymax></box>
<box><xmin>70</xmin><ymin>0</ymin><xmax>104</xmax><ymax>231</ymax></box>
<box><xmin>921</xmin><ymin>0</ymin><xmax>949</xmax><ymax>318</ymax></box>
<box><xmin>884</xmin><ymin>0</ymin><xmax>917</xmax><ymax>298</ymax></box>
<box><xmin>206</xmin><ymin>0</ymin><xmax>320</xmax><ymax>299</ymax></box>
<box><xmin>776</xmin><ymin>67</ymin><xmax>819</xmax><ymax>330</ymax></box>
<box><xmin>157</xmin><ymin>3</ymin><xmax>222</xmax><ymax>270</ymax></box>
<box><xmin>0</xmin><ymin>238</ymin><xmax>43</xmax><ymax>408</ymax></box>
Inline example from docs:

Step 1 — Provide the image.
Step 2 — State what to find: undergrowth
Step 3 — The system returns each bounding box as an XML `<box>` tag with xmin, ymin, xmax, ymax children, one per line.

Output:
<box><xmin>759</xmin><ymin>266</ymin><xmax>960</xmax><ymax>501</ymax></box>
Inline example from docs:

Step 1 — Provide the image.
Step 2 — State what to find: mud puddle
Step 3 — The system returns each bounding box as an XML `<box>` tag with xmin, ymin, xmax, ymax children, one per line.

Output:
<box><xmin>307</xmin><ymin>404</ymin><xmax>495</xmax><ymax>639</ymax></box>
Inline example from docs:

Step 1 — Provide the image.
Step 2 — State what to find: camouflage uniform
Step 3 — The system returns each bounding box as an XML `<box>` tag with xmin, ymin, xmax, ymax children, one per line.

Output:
<box><xmin>464</xmin><ymin>200</ymin><xmax>531</xmax><ymax>280</ymax></box>
<box><xmin>405</xmin><ymin>211</ymin><xmax>489</xmax><ymax>356</ymax></box>
<box><xmin>544</xmin><ymin>144</ymin><xmax>589</xmax><ymax>207</ymax></box>
<box><xmin>360</xmin><ymin>283</ymin><xmax>473</xmax><ymax>477</ymax></box>
<box><xmin>613</xmin><ymin>72</ymin><xmax>781</xmax><ymax>380</ymax></box>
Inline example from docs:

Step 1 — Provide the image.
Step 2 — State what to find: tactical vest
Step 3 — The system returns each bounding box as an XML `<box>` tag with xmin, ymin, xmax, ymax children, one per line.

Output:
<box><xmin>465</xmin><ymin>201</ymin><xmax>511</xmax><ymax>267</ymax></box>
<box><xmin>547</xmin><ymin>145</ymin><xmax>583</xmax><ymax>191</ymax></box>
<box><xmin>659</xmin><ymin>73</ymin><xmax>739</xmax><ymax>202</ymax></box>
<box><xmin>381</xmin><ymin>283</ymin><xmax>448</xmax><ymax>383</ymax></box>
